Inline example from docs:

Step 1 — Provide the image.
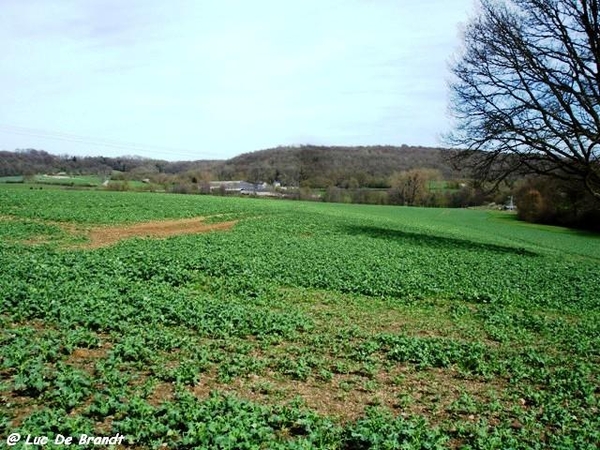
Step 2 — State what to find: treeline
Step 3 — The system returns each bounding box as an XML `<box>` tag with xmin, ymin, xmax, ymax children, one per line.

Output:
<box><xmin>515</xmin><ymin>176</ymin><xmax>600</xmax><ymax>231</ymax></box>
<box><xmin>0</xmin><ymin>149</ymin><xmax>220</xmax><ymax>178</ymax></box>
<box><xmin>0</xmin><ymin>145</ymin><xmax>460</xmax><ymax>189</ymax></box>
<box><xmin>4</xmin><ymin>147</ymin><xmax>597</xmax><ymax>230</ymax></box>
<box><xmin>319</xmin><ymin>168</ymin><xmax>493</xmax><ymax>208</ymax></box>
<box><xmin>0</xmin><ymin>146</ymin><xmax>498</xmax><ymax>209</ymax></box>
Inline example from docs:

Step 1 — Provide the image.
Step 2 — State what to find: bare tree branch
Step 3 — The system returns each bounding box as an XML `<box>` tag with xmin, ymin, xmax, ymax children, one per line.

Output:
<box><xmin>448</xmin><ymin>0</ymin><xmax>600</xmax><ymax>199</ymax></box>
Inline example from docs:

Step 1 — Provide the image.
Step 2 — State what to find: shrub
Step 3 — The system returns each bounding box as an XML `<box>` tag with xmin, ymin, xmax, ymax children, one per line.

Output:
<box><xmin>515</xmin><ymin>176</ymin><xmax>600</xmax><ymax>231</ymax></box>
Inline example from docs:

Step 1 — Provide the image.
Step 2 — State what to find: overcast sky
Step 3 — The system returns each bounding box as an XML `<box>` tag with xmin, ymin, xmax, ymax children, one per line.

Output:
<box><xmin>0</xmin><ymin>0</ymin><xmax>475</xmax><ymax>161</ymax></box>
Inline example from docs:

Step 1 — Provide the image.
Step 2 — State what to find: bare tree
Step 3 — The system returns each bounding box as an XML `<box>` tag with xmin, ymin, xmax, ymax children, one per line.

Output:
<box><xmin>448</xmin><ymin>0</ymin><xmax>600</xmax><ymax>199</ymax></box>
<box><xmin>389</xmin><ymin>169</ymin><xmax>441</xmax><ymax>206</ymax></box>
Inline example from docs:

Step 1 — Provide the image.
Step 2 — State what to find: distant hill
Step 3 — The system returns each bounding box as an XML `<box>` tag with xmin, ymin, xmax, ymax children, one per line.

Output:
<box><xmin>0</xmin><ymin>145</ymin><xmax>461</xmax><ymax>188</ymax></box>
<box><xmin>218</xmin><ymin>145</ymin><xmax>459</xmax><ymax>188</ymax></box>
<box><xmin>0</xmin><ymin>149</ymin><xmax>221</xmax><ymax>178</ymax></box>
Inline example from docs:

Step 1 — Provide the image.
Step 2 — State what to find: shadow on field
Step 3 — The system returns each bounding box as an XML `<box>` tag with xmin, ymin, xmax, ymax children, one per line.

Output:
<box><xmin>492</xmin><ymin>212</ymin><xmax>600</xmax><ymax>238</ymax></box>
<box><xmin>343</xmin><ymin>225</ymin><xmax>538</xmax><ymax>257</ymax></box>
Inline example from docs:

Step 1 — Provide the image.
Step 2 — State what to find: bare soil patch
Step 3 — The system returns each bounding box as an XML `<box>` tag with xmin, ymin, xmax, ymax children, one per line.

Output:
<box><xmin>181</xmin><ymin>365</ymin><xmax>509</xmax><ymax>424</ymax></box>
<box><xmin>3</xmin><ymin>214</ymin><xmax>236</xmax><ymax>248</ymax></box>
<box><xmin>77</xmin><ymin>217</ymin><xmax>237</xmax><ymax>249</ymax></box>
<box><xmin>65</xmin><ymin>343</ymin><xmax>112</xmax><ymax>373</ymax></box>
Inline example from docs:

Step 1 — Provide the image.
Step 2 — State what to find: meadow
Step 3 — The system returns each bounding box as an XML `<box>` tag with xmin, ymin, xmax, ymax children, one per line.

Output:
<box><xmin>0</xmin><ymin>186</ymin><xmax>598</xmax><ymax>449</ymax></box>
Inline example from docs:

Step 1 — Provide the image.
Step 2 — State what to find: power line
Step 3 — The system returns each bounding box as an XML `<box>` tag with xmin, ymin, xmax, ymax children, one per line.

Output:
<box><xmin>0</xmin><ymin>124</ymin><xmax>224</xmax><ymax>160</ymax></box>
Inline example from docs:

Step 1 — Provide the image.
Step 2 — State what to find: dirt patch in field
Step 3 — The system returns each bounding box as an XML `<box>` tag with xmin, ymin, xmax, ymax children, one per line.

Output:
<box><xmin>65</xmin><ymin>343</ymin><xmax>112</xmax><ymax>373</ymax></box>
<box><xmin>180</xmin><ymin>364</ymin><xmax>510</xmax><ymax>425</ymax></box>
<box><xmin>3</xmin><ymin>214</ymin><xmax>236</xmax><ymax>248</ymax></box>
<box><xmin>77</xmin><ymin>217</ymin><xmax>237</xmax><ymax>249</ymax></box>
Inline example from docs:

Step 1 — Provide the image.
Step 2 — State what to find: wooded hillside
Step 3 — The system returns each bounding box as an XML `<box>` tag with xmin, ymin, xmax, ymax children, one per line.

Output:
<box><xmin>1</xmin><ymin>146</ymin><xmax>459</xmax><ymax>188</ymax></box>
<box><xmin>220</xmin><ymin>145</ymin><xmax>458</xmax><ymax>188</ymax></box>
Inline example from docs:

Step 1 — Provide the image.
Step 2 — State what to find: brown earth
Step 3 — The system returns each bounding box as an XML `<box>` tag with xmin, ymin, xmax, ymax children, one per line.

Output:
<box><xmin>2</xmin><ymin>214</ymin><xmax>237</xmax><ymax>248</ymax></box>
<box><xmin>181</xmin><ymin>365</ymin><xmax>509</xmax><ymax>425</ymax></box>
<box><xmin>78</xmin><ymin>217</ymin><xmax>237</xmax><ymax>249</ymax></box>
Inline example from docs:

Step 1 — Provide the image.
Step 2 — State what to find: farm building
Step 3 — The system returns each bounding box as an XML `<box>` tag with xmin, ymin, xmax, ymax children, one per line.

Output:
<box><xmin>209</xmin><ymin>181</ymin><xmax>276</xmax><ymax>196</ymax></box>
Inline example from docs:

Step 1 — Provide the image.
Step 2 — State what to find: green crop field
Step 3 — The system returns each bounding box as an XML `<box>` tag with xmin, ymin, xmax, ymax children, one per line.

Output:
<box><xmin>1</xmin><ymin>186</ymin><xmax>598</xmax><ymax>449</ymax></box>
<box><xmin>31</xmin><ymin>175</ymin><xmax>103</xmax><ymax>187</ymax></box>
<box><xmin>0</xmin><ymin>176</ymin><xmax>24</xmax><ymax>184</ymax></box>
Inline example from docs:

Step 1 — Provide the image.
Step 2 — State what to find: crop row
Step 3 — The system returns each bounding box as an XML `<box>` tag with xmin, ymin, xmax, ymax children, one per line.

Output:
<box><xmin>1</xmin><ymin>188</ymin><xmax>598</xmax><ymax>448</ymax></box>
